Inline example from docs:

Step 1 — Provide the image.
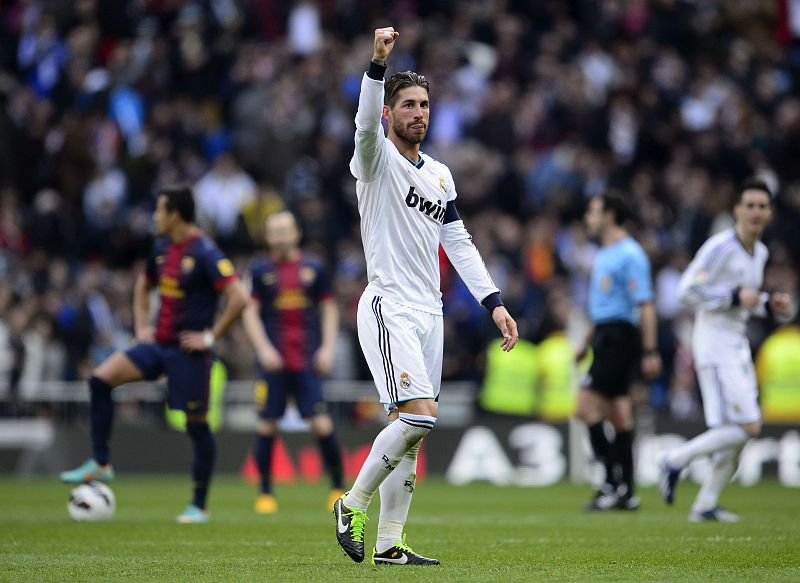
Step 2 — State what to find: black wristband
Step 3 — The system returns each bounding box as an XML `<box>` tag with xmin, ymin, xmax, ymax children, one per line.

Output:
<box><xmin>764</xmin><ymin>295</ymin><xmax>773</xmax><ymax>317</ymax></box>
<box><xmin>367</xmin><ymin>60</ymin><xmax>386</xmax><ymax>81</ymax></box>
<box><xmin>481</xmin><ymin>292</ymin><xmax>503</xmax><ymax>314</ymax></box>
<box><xmin>643</xmin><ymin>348</ymin><xmax>659</xmax><ymax>356</ymax></box>
<box><xmin>731</xmin><ymin>287</ymin><xmax>741</xmax><ymax>307</ymax></box>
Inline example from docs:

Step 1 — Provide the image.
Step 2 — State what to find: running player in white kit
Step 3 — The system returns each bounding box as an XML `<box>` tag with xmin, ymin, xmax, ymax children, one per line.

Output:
<box><xmin>333</xmin><ymin>27</ymin><xmax>519</xmax><ymax>565</ymax></box>
<box><xmin>660</xmin><ymin>178</ymin><xmax>794</xmax><ymax>521</ymax></box>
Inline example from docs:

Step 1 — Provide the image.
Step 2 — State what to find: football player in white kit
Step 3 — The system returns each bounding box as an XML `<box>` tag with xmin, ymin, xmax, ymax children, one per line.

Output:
<box><xmin>660</xmin><ymin>178</ymin><xmax>794</xmax><ymax>521</ymax></box>
<box><xmin>333</xmin><ymin>27</ymin><xmax>519</xmax><ymax>565</ymax></box>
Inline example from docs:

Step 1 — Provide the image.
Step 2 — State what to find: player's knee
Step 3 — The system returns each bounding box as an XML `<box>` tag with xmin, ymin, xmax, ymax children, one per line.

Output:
<box><xmin>575</xmin><ymin>402</ymin><xmax>599</xmax><ymax>425</ymax></box>
<box><xmin>397</xmin><ymin>398</ymin><xmax>438</xmax><ymax>418</ymax></box>
<box><xmin>93</xmin><ymin>352</ymin><xmax>142</xmax><ymax>387</ymax></box>
<box><xmin>606</xmin><ymin>412</ymin><xmax>633</xmax><ymax>432</ymax></box>
<box><xmin>186</xmin><ymin>414</ymin><xmax>208</xmax><ymax>426</ymax></box>
<box><xmin>89</xmin><ymin>375</ymin><xmax>112</xmax><ymax>396</ymax></box>
<box><xmin>256</xmin><ymin>419</ymin><xmax>278</xmax><ymax>436</ymax></box>
<box><xmin>574</xmin><ymin>406</ymin><xmax>590</xmax><ymax>424</ymax></box>
<box><xmin>309</xmin><ymin>414</ymin><xmax>333</xmax><ymax>437</ymax></box>
<box><xmin>742</xmin><ymin>421</ymin><xmax>761</xmax><ymax>438</ymax></box>
<box><xmin>91</xmin><ymin>363</ymin><xmax>119</xmax><ymax>388</ymax></box>
<box><xmin>186</xmin><ymin>417</ymin><xmax>211</xmax><ymax>441</ymax></box>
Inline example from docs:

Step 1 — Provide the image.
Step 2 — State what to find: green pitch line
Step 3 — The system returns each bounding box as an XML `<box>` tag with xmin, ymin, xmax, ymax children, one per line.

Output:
<box><xmin>1</xmin><ymin>477</ymin><xmax>798</xmax><ymax>582</ymax></box>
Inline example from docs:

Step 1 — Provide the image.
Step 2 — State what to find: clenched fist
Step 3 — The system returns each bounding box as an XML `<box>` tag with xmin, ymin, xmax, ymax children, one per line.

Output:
<box><xmin>373</xmin><ymin>27</ymin><xmax>399</xmax><ymax>61</ymax></box>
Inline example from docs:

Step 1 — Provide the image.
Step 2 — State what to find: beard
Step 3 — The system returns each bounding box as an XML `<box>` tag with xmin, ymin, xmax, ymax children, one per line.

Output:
<box><xmin>392</xmin><ymin>119</ymin><xmax>427</xmax><ymax>145</ymax></box>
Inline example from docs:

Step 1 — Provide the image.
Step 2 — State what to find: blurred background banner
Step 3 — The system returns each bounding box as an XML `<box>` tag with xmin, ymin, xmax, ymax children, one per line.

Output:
<box><xmin>1</xmin><ymin>379</ymin><xmax>798</xmax><ymax>487</ymax></box>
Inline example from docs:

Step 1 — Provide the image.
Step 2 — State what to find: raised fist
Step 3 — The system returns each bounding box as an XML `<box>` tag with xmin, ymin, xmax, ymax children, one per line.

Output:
<box><xmin>373</xmin><ymin>27</ymin><xmax>399</xmax><ymax>61</ymax></box>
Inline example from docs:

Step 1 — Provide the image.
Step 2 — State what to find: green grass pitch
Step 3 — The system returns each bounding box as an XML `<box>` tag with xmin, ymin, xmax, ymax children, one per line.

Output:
<box><xmin>1</xmin><ymin>476</ymin><xmax>798</xmax><ymax>582</ymax></box>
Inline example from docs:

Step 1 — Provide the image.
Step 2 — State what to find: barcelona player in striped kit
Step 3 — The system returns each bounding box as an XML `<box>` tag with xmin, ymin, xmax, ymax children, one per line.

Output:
<box><xmin>61</xmin><ymin>185</ymin><xmax>249</xmax><ymax>523</ymax></box>
<box><xmin>242</xmin><ymin>210</ymin><xmax>345</xmax><ymax>514</ymax></box>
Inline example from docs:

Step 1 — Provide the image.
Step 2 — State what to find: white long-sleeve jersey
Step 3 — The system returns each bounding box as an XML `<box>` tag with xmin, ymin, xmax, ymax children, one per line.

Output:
<box><xmin>349</xmin><ymin>73</ymin><xmax>499</xmax><ymax>315</ymax></box>
<box><xmin>678</xmin><ymin>228</ymin><xmax>769</xmax><ymax>365</ymax></box>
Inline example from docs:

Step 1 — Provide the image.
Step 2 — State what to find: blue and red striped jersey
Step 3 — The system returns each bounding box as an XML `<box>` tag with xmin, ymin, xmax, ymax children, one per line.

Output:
<box><xmin>250</xmin><ymin>254</ymin><xmax>333</xmax><ymax>371</ymax></box>
<box><xmin>145</xmin><ymin>232</ymin><xmax>237</xmax><ymax>345</ymax></box>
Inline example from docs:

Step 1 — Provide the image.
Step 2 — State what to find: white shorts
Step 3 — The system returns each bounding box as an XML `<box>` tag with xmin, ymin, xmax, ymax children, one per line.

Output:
<box><xmin>697</xmin><ymin>362</ymin><xmax>761</xmax><ymax>427</ymax></box>
<box><xmin>356</xmin><ymin>292</ymin><xmax>443</xmax><ymax>410</ymax></box>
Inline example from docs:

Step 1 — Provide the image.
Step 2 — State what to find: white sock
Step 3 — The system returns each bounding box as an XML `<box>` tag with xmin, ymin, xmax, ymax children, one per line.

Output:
<box><xmin>345</xmin><ymin>413</ymin><xmax>435</xmax><ymax>511</ymax></box>
<box><xmin>665</xmin><ymin>425</ymin><xmax>748</xmax><ymax>469</ymax></box>
<box><xmin>376</xmin><ymin>441</ymin><xmax>420</xmax><ymax>553</ymax></box>
<box><xmin>691</xmin><ymin>446</ymin><xmax>740</xmax><ymax>513</ymax></box>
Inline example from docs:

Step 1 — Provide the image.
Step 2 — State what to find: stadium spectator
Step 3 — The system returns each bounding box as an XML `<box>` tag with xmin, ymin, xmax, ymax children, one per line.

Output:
<box><xmin>194</xmin><ymin>151</ymin><xmax>256</xmax><ymax>250</ymax></box>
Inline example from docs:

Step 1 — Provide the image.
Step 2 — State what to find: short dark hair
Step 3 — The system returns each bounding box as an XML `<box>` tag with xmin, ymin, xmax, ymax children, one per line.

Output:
<box><xmin>735</xmin><ymin>177</ymin><xmax>773</xmax><ymax>205</ymax></box>
<box><xmin>158</xmin><ymin>184</ymin><xmax>195</xmax><ymax>223</ymax></box>
<box><xmin>384</xmin><ymin>71</ymin><xmax>430</xmax><ymax>108</ymax></box>
<box><xmin>599</xmin><ymin>189</ymin><xmax>631</xmax><ymax>225</ymax></box>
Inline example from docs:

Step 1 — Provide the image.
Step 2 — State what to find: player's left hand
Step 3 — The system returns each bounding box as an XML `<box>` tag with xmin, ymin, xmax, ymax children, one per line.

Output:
<box><xmin>179</xmin><ymin>331</ymin><xmax>209</xmax><ymax>352</ymax></box>
<box><xmin>641</xmin><ymin>352</ymin><xmax>662</xmax><ymax>379</ymax></box>
<box><xmin>492</xmin><ymin>306</ymin><xmax>519</xmax><ymax>352</ymax></box>
<box><xmin>770</xmin><ymin>292</ymin><xmax>793</xmax><ymax>318</ymax></box>
<box><xmin>314</xmin><ymin>345</ymin><xmax>335</xmax><ymax>375</ymax></box>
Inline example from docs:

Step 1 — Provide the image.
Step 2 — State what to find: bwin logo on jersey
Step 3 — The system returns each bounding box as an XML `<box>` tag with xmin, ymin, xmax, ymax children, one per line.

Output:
<box><xmin>405</xmin><ymin>186</ymin><xmax>446</xmax><ymax>223</ymax></box>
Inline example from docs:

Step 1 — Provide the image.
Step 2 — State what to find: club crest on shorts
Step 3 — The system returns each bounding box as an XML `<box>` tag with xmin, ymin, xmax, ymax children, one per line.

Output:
<box><xmin>399</xmin><ymin>372</ymin><xmax>411</xmax><ymax>389</ymax></box>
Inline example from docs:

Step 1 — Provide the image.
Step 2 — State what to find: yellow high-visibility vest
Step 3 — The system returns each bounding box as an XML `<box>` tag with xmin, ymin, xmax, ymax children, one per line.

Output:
<box><xmin>537</xmin><ymin>333</ymin><xmax>578</xmax><ymax>421</ymax></box>
<box><xmin>756</xmin><ymin>326</ymin><xmax>800</xmax><ymax>423</ymax></box>
<box><xmin>479</xmin><ymin>339</ymin><xmax>538</xmax><ymax>416</ymax></box>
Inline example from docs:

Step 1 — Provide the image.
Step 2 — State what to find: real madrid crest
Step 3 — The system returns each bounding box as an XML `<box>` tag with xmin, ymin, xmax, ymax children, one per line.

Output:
<box><xmin>439</xmin><ymin>176</ymin><xmax>448</xmax><ymax>194</ymax></box>
<box><xmin>400</xmin><ymin>372</ymin><xmax>411</xmax><ymax>389</ymax></box>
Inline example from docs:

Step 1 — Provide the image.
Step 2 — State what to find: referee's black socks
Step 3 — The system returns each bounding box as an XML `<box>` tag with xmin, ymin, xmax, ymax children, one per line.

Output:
<box><xmin>614</xmin><ymin>429</ymin><xmax>635</xmax><ymax>496</ymax></box>
<box><xmin>588</xmin><ymin>421</ymin><xmax>616</xmax><ymax>489</ymax></box>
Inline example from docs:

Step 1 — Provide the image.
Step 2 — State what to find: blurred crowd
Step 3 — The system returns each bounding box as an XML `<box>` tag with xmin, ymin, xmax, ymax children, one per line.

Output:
<box><xmin>1</xmin><ymin>0</ymin><xmax>799</xmax><ymax>420</ymax></box>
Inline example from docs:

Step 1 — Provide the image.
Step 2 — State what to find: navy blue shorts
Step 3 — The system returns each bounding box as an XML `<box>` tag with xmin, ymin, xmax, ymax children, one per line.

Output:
<box><xmin>255</xmin><ymin>370</ymin><xmax>327</xmax><ymax>419</ymax></box>
<box><xmin>125</xmin><ymin>343</ymin><xmax>213</xmax><ymax>414</ymax></box>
